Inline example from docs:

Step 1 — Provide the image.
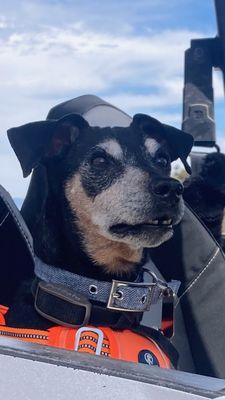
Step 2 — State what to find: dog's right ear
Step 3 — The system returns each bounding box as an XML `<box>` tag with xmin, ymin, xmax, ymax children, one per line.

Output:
<box><xmin>7</xmin><ymin>114</ymin><xmax>89</xmax><ymax>177</ymax></box>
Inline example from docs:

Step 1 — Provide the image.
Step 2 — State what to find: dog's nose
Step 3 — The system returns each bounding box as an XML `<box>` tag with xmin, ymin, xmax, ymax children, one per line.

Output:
<box><xmin>152</xmin><ymin>179</ymin><xmax>183</xmax><ymax>201</ymax></box>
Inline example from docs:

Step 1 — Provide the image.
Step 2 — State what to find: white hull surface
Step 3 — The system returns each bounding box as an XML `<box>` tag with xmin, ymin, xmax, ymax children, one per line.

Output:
<box><xmin>0</xmin><ymin>338</ymin><xmax>225</xmax><ymax>400</ymax></box>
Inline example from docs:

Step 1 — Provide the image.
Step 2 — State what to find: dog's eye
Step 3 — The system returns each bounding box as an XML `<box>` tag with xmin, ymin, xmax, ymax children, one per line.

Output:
<box><xmin>91</xmin><ymin>154</ymin><xmax>108</xmax><ymax>167</ymax></box>
<box><xmin>155</xmin><ymin>155</ymin><xmax>169</xmax><ymax>168</ymax></box>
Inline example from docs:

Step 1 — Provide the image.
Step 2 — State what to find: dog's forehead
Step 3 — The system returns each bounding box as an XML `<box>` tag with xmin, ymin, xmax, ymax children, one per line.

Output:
<box><xmin>83</xmin><ymin>125</ymin><xmax>166</xmax><ymax>156</ymax></box>
<box><xmin>144</xmin><ymin>137</ymin><xmax>161</xmax><ymax>156</ymax></box>
<box><xmin>97</xmin><ymin>137</ymin><xmax>162</xmax><ymax>158</ymax></box>
<box><xmin>98</xmin><ymin>139</ymin><xmax>124</xmax><ymax>159</ymax></box>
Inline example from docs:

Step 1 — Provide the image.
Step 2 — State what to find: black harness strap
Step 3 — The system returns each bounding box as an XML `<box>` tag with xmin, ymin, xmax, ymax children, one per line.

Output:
<box><xmin>33</xmin><ymin>280</ymin><xmax>139</xmax><ymax>329</ymax></box>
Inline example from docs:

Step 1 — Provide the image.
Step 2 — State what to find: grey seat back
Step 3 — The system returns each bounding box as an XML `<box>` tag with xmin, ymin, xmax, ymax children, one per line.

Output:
<box><xmin>0</xmin><ymin>185</ymin><xmax>34</xmax><ymax>305</ymax></box>
<box><xmin>151</xmin><ymin>205</ymin><xmax>225</xmax><ymax>377</ymax></box>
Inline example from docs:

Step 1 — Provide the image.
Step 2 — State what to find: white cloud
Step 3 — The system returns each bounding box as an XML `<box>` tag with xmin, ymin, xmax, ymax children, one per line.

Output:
<box><xmin>213</xmin><ymin>70</ymin><xmax>224</xmax><ymax>99</ymax></box>
<box><xmin>218</xmin><ymin>136</ymin><xmax>225</xmax><ymax>153</ymax></box>
<box><xmin>0</xmin><ymin>15</ymin><xmax>13</xmax><ymax>29</ymax></box>
<box><xmin>0</xmin><ymin>0</ymin><xmax>181</xmax><ymax>36</ymax></box>
<box><xmin>0</xmin><ymin>19</ymin><xmax>214</xmax><ymax>198</ymax></box>
<box><xmin>0</xmin><ymin>25</ymin><xmax>206</xmax><ymax>126</ymax></box>
<box><xmin>0</xmin><ymin>144</ymin><xmax>30</xmax><ymax>198</ymax></box>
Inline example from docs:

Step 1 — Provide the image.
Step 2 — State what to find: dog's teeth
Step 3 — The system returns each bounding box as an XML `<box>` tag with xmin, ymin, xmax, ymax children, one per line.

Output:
<box><xmin>148</xmin><ymin>218</ymin><xmax>172</xmax><ymax>226</ymax></box>
<box><xmin>162</xmin><ymin>219</ymin><xmax>172</xmax><ymax>225</ymax></box>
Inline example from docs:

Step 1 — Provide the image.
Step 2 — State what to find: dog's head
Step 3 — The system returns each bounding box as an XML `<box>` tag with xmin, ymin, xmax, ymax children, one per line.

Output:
<box><xmin>8</xmin><ymin>113</ymin><xmax>193</xmax><ymax>273</ymax></box>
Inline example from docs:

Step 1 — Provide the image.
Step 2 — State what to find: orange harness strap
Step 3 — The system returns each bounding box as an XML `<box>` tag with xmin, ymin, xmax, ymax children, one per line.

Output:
<box><xmin>0</xmin><ymin>305</ymin><xmax>8</xmax><ymax>326</ymax></box>
<box><xmin>0</xmin><ymin>306</ymin><xmax>171</xmax><ymax>368</ymax></box>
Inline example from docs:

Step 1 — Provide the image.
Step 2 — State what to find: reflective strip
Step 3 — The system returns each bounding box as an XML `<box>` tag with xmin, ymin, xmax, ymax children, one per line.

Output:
<box><xmin>0</xmin><ymin>330</ymin><xmax>48</xmax><ymax>340</ymax></box>
<box><xmin>75</xmin><ymin>327</ymin><xmax>110</xmax><ymax>356</ymax></box>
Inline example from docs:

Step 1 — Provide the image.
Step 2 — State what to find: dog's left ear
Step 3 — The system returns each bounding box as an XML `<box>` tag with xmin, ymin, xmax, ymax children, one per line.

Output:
<box><xmin>7</xmin><ymin>114</ymin><xmax>89</xmax><ymax>177</ymax></box>
<box><xmin>132</xmin><ymin>114</ymin><xmax>194</xmax><ymax>174</ymax></box>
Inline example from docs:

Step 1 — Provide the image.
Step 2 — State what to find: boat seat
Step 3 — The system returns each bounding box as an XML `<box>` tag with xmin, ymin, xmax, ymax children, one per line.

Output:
<box><xmin>2</xmin><ymin>95</ymin><xmax>225</xmax><ymax>378</ymax></box>
<box><xmin>151</xmin><ymin>205</ymin><xmax>225</xmax><ymax>378</ymax></box>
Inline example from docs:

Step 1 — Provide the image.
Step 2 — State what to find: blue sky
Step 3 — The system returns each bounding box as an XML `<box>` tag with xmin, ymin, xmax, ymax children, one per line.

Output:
<box><xmin>0</xmin><ymin>0</ymin><xmax>224</xmax><ymax>198</ymax></box>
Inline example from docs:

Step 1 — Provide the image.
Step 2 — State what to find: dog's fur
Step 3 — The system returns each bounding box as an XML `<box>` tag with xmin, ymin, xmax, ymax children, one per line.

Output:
<box><xmin>6</xmin><ymin>113</ymin><xmax>193</xmax><ymax>328</ymax></box>
<box><xmin>183</xmin><ymin>152</ymin><xmax>225</xmax><ymax>248</ymax></box>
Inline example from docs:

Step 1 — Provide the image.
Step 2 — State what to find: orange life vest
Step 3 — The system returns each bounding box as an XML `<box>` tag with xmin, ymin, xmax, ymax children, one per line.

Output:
<box><xmin>0</xmin><ymin>304</ymin><xmax>171</xmax><ymax>368</ymax></box>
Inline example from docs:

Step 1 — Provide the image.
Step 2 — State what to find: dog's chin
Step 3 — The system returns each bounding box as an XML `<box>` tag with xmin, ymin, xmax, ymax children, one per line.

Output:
<box><xmin>106</xmin><ymin>223</ymin><xmax>174</xmax><ymax>249</ymax></box>
<box><xmin>95</xmin><ymin>201</ymin><xmax>184</xmax><ymax>249</ymax></box>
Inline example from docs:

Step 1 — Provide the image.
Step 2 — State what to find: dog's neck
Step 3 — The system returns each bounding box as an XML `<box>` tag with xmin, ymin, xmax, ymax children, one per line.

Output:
<box><xmin>72</xmin><ymin>220</ymin><xmax>143</xmax><ymax>276</ymax></box>
<box><xmin>34</xmin><ymin>216</ymin><xmax>143</xmax><ymax>279</ymax></box>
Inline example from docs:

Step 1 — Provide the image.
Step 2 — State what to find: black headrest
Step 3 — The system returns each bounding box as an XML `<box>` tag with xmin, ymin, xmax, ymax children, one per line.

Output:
<box><xmin>47</xmin><ymin>94</ymin><xmax>131</xmax><ymax>128</ymax></box>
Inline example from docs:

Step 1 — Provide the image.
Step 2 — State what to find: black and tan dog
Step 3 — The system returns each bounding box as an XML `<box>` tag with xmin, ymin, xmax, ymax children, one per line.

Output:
<box><xmin>6</xmin><ymin>110</ymin><xmax>193</xmax><ymax>330</ymax></box>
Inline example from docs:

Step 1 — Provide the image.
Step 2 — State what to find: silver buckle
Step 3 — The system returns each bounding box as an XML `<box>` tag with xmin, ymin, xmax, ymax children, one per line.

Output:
<box><xmin>142</xmin><ymin>269</ymin><xmax>168</xmax><ymax>291</ymax></box>
<box><xmin>107</xmin><ymin>279</ymin><xmax>156</xmax><ymax>312</ymax></box>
